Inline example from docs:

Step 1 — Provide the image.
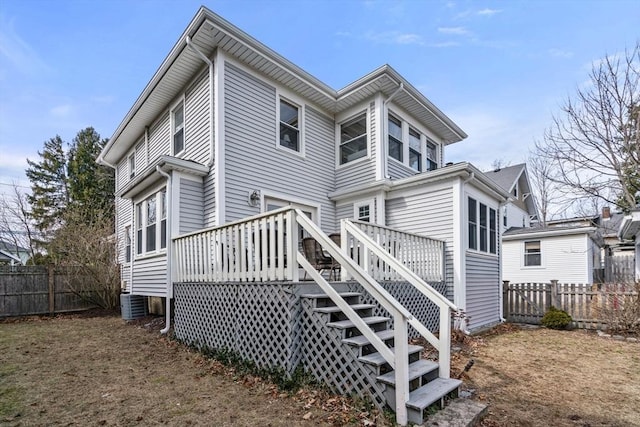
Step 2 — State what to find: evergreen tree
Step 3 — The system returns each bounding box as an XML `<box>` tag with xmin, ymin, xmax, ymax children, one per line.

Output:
<box><xmin>25</xmin><ymin>136</ymin><xmax>69</xmax><ymax>236</ymax></box>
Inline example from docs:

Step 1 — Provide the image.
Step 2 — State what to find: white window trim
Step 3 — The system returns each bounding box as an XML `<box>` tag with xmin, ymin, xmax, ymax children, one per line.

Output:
<box><xmin>128</xmin><ymin>153</ymin><xmax>135</xmax><ymax>179</ymax></box>
<box><xmin>387</xmin><ymin>113</ymin><xmax>404</xmax><ymax>164</ymax></box>
<box><xmin>336</xmin><ymin>107</ymin><xmax>370</xmax><ymax>169</ymax></box>
<box><xmin>133</xmin><ymin>185</ymin><xmax>168</xmax><ymax>259</ymax></box>
<box><xmin>386</xmin><ymin>105</ymin><xmax>442</xmax><ymax>172</ymax></box>
<box><xmin>123</xmin><ymin>223</ymin><xmax>132</xmax><ymax>264</ymax></box>
<box><xmin>523</xmin><ymin>240</ymin><xmax>543</xmax><ymax>268</ymax></box>
<box><xmin>262</xmin><ymin>191</ymin><xmax>322</xmax><ymax>226</ymax></box>
<box><xmin>171</xmin><ymin>98</ymin><xmax>186</xmax><ymax>156</ymax></box>
<box><xmin>466</xmin><ymin>194</ymin><xmax>499</xmax><ymax>257</ymax></box>
<box><xmin>275</xmin><ymin>93</ymin><xmax>305</xmax><ymax>158</ymax></box>
<box><xmin>353</xmin><ymin>199</ymin><xmax>374</xmax><ymax>223</ymax></box>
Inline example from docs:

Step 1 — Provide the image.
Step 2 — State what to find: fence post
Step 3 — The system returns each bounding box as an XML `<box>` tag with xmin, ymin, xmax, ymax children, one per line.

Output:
<box><xmin>48</xmin><ymin>264</ymin><xmax>55</xmax><ymax>315</ymax></box>
<box><xmin>550</xmin><ymin>279</ymin><xmax>559</xmax><ymax>309</ymax></box>
<box><xmin>502</xmin><ymin>280</ymin><xmax>510</xmax><ymax>321</ymax></box>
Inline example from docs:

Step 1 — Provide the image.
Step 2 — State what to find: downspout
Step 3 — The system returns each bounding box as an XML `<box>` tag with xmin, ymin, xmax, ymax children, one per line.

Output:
<box><xmin>497</xmin><ymin>198</ymin><xmax>508</xmax><ymax>323</ymax></box>
<box><xmin>186</xmin><ymin>36</ymin><xmax>214</xmax><ymax>167</ymax></box>
<box><xmin>156</xmin><ymin>165</ymin><xmax>173</xmax><ymax>335</ymax></box>
<box><xmin>458</xmin><ymin>171</ymin><xmax>475</xmax><ymax>334</ymax></box>
<box><xmin>382</xmin><ymin>82</ymin><xmax>404</xmax><ymax>180</ymax></box>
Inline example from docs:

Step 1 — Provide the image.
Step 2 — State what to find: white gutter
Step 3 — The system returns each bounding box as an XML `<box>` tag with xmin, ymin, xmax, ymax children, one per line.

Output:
<box><xmin>156</xmin><ymin>165</ymin><xmax>173</xmax><ymax>335</ymax></box>
<box><xmin>186</xmin><ymin>36</ymin><xmax>215</xmax><ymax>167</ymax></box>
<box><xmin>382</xmin><ymin>83</ymin><xmax>404</xmax><ymax>179</ymax></box>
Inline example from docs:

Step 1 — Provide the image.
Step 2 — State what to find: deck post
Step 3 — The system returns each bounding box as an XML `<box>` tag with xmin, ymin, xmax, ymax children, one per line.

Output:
<box><xmin>394</xmin><ymin>314</ymin><xmax>409</xmax><ymax>426</ymax></box>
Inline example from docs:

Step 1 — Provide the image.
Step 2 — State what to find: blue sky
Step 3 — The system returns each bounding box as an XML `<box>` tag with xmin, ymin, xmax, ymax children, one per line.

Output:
<box><xmin>1</xmin><ymin>0</ymin><xmax>638</xmax><ymax>196</ymax></box>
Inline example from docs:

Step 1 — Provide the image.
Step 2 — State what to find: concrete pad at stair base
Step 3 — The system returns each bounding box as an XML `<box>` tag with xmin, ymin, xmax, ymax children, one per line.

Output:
<box><xmin>422</xmin><ymin>399</ymin><xmax>488</xmax><ymax>427</ymax></box>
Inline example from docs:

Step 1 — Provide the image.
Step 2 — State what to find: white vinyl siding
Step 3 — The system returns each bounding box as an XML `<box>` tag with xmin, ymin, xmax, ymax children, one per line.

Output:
<box><xmin>466</xmin><ymin>252</ymin><xmax>501</xmax><ymax>331</ymax></box>
<box><xmin>183</xmin><ymin>71</ymin><xmax>211</xmax><ymax>164</ymax></box>
<box><xmin>179</xmin><ymin>178</ymin><xmax>204</xmax><ymax>234</ymax></box>
<box><xmin>387</xmin><ymin>158</ymin><xmax>416</xmax><ymax>180</ymax></box>
<box><xmin>386</xmin><ymin>186</ymin><xmax>455</xmax><ymax>299</ymax></box>
<box><xmin>148</xmin><ymin>112</ymin><xmax>171</xmax><ymax>164</ymax></box>
<box><xmin>502</xmin><ymin>233</ymin><xmax>593</xmax><ymax>283</ymax></box>
<box><xmin>131</xmin><ymin>255</ymin><xmax>167</xmax><ymax>297</ymax></box>
<box><xmin>223</xmin><ymin>62</ymin><xmax>336</xmax><ymax>232</ymax></box>
<box><xmin>116</xmin><ymin>196</ymin><xmax>132</xmax><ymax>265</ymax></box>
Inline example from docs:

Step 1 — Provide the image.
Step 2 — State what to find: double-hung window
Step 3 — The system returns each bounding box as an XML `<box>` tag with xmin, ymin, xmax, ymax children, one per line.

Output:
<box><xmin>426</xmin><ymin>140</ymin><xmax>438</xmax><ymax>171</ymax></box>
<box><xmin>468</xmin><ymin>197</ymin><xmax>497</xmax><ymax>254</ymax></box>
<box><xmin>135</xmin><ymin>189</ymin><xmax>168</xmax><ymax>256</ymax></box>
<box><xmin>172</xmin><ymin>102</ymin><xmax>185</xmax><ymax>155</ymax></box>
<box><xmin>388</xmin><ymin>115</ymin><xmax>403</xmax><ymax>162</ymax></box>
<box><xmin>409</xmin><ymin>128</ymin><xmax>422</xmax><ymax>171</ymax></box>
<box><xmin>524</xmin><ymin>241</ymin><xmax>541</xmax><ymax>266</ymax></box>
<box><xmin>279</xmin><ymin>99</ymin><xmax>300</xmax><ymax>152</ymax></box>
<box><xmin>340</xmin><ymin>113</ymin><xmax>367</xmax><ymax>164</ymax></box>
<box><xmin>124</xmin><ymin>225</ymin><xmax>132</xmax><ymax>262</ymax></box>
<box><xmin>128</xmin><ymin>154</ymin><xmax>135</xmax><ymax>179</ymax></box>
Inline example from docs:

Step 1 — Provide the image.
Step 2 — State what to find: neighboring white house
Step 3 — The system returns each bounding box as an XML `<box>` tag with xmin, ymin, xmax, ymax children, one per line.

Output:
<box><xmin>618</xmin><ymin>209</ymin><xmax>640</xmax><ymax>281</ymax></box>
<box><xmin>0</xmin><ymin>240</ymin><xmax>29</xmax><ymax>266</ymax></box>
<box><xmin>485</xmin><ymin>163</ymin><xmax>538</xmax><ymax>233</ymax></box>
<box><xmin>97</xmin><ymin>7</ymin><xmax>508</xmax><ymax>332</ymax></box>
<box><xmin>502</xmin><ymin>225</ymin><xmax>600</xmax><ymax>284</ymax></box>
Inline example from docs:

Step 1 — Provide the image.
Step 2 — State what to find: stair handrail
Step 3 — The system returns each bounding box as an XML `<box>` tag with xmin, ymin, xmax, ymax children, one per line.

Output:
<box><xmin>295</xmin><ymin>210</ymin><xmax>414</xmax><ymax>424</ymax></box>
<box><xmin>342</xmin><ymin>219</ymin><xmax>458</xmax><ymax>379</ymax></box>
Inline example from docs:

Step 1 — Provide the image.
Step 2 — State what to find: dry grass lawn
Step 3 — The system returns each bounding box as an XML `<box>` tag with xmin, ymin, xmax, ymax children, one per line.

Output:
<box><xmin>1</xmin><ymin>313</ymin><xmax>639</xmax><ymax>426</ymax></box>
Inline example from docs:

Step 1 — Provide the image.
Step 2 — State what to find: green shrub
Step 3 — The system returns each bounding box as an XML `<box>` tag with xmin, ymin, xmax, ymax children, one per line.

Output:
<box><xmin>541</xmin><ymin>306</ymin><xmax>572</xmax><ymax>330</ymax></box>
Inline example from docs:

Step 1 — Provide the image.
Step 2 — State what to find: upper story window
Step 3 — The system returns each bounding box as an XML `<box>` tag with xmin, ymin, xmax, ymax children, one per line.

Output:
<box><xmin>135</xmin><ymin>189</ymin><xmax>167</xmax><ymax>256</ymax></box>
<box><xmin>468</xmin><ymin>196</ymin><xmax>497</xmax><ymax>254</ymax></box>
<box><xmin>426</xmin><ymin>140</ymin><xmax>438</xmax><ymax>171</ymax></box>
<box><xmin>409</xmin><ymin>128</ymin><xmax>422</xmax><ymax>171</ymax></box>
<box><xmin>279</xmin><ymin>99</ymin><xmax>300</xmax><ymax>152</ymax></box>
<box><xmin>340</xmin><ymin>113</ymin><xmax>367</xmax><ymax>165</ymax></box>
<box><xmin>524</xmin><ymin>240</ymin><xmax>541</xmax><ymax>266</ymax></box>
<box><xmin>172</xmin><ymin>102</ymin><xmax>185</xmax><ymax>155</ymax></box>
<box><xmin>388</xmin><ymin>115</ymin><xmax>403</xmax><ymax>162</ymax></box>
<box><xmin>128</xmin><ymin>154</ymin><xmax>135</xmax><ymax>179</ymax></box>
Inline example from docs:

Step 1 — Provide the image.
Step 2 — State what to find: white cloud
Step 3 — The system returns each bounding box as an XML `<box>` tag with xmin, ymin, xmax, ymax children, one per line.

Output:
<box><xmin>548</xmin><ymin>48</ymin><xmax>574</xmax><ymax>59</ymax></box>
<box><xmin>364</xmin><ymin>31</ymin><xmax>425</xmax><ymax>46</ymax></box>
<box><xmin>50</xmin><ymin>104</ymin><xmax>73</xmax><ymax>118</ymax></box>
<box><xmin>0</xmin><ymin>15</ymin><xmax>49</xmax><ymax>76</ymax></box>
<box><xmin>438</xmin><ymin>27</ymin><xmax>469</xmax><ymax>36</ymax></box>
<box><xmin>477</xmin><ymin>8</ymin><xmax>502</xmax><ymax>16</ymax></box>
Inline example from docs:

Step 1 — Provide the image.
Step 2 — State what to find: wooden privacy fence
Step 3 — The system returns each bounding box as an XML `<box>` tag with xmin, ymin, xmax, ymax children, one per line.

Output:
<box><xmin>503</xmin><ymin>280</ymin><xmax>639</xmax><ymax>329</ymax></box>
<box><xmin>0</xmin><ymin>265</ymin><xmax>96</xmax><ymax>317</ymax></box>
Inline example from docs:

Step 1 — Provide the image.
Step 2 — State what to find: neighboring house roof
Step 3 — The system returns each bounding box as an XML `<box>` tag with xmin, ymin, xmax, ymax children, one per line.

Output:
<box><xmin>618</xmin><ymin>209</ymin><xmax>640</xmax><ymax>240</ymax></box>
<box><xmin>98</xmin><ymin>6</ymin><xmax>466</xmax><ymax>166</ymax></box>
<box><xmin>503</xmin><ymin>225</ymin><xmax>597</xmax><ymax>241</ymax></box>
<box><xmin>485</xmin><ymin>163</ymin><xmax>537</xmax><ymax>219</ymax></box>
<box><xmin>0</xmin><ymin>240</ymin><xmax>29</xmax><ymax>265</ymax></box>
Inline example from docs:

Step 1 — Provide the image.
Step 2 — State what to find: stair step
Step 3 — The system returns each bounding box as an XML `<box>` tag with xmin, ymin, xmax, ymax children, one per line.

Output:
<box><xmin>376</xmin><ymin>359</ymin><xmax>439</xmax><ymax>386</ymax></box>
<box><xmin>314</xmin><ymin>303</ymin><xmax>375</xmax><ymax>314</ymax></box>
<box><xmin>406</xmin><ymin>378</ymin><xmax>462</xmax><ymax>411</ymax></box>
<box><xmin>301</xmin><ymin>292</ymin><xmax>361</xmax><ymax>307</ymax></box>
<box><xmin>342</xmin><ymin>329</ymin><xmax>395</xmax><ymax>347</ymax></box>
<box><xmin>327</xmin><ymin>316</ymin><xmax>389</xmax><ymax>330</ymax></box>
<box><xmin>358</xmin><ymin>344</ymin><xmax>423</xmax><ymax>367</ymax></box>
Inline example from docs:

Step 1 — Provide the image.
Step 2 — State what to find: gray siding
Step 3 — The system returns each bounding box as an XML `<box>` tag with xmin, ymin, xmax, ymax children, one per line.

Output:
<box><xmin>336</xmin><ymin>202</ymin><xmax>353</xmax><ymax>223</ymax></box>
<box><xmin>134</xmin><ymin>139</ymin><xmax>147</xmax><ymax>173</ymax></box>
<box><xmin>203</xmin><ymin>172</ymin><xmax>216</xmax><ymax>228</ymax></box>
<box><xmin>183</xmin><ymin>71</ymin><xmax>211</xmax><ymax>164</ymax></box>
<box><xmin>132</xmin><ymin>255</ymin><xmax>167</xmax><ymax>297</ymax></box>
<box><xmin>148</xmin><ymin>112</ymin><xmax>170</xmax><ymax>164</ymax></box>
<box><xmin>385</xmin><ymin>186</ymin><xmax>454</xmax><ymax>299</ymax></box>
<box><xmin>116</xmin><ymin>197</ymin><xmax>132</xmax><ymax>265</ymax></box>
<box><xmin>179</xmin><ymin>178</ymin><xmax>204</xmax><ymax>234</ymax></box>
<box><xmin>335</xmin><ymin>101</ymin><xmax>377</xmax><ymax>190</ymax></box>
<box><xmin>116</xmin><ymin>157</ymin><xmax>128</xmax><ymax>192</ymax></box>
<box><xmin>224</xmin><ymin>62</ymin><xmax>336</xmax><ymax>231</ymax></box>
<box><xmin>387</xmin><ymin>159</ymin><xmax>417</xmax><ymax>180</ymax></box>
<box><xmin>465</xmin><ymin>252</ymin><xmax>501</xmax><ymax>331</ymax></box>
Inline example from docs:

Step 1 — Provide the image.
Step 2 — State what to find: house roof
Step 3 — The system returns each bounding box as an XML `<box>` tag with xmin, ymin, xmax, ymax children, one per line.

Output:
<box><xmin>0</xmin><ymin>240</ymin><xmax>28</xmax><ymax>254</ymax></box>
<box><xmin>503</xmin><ymin>225</ymin><xmax>597</xmax><ymax>241</ymax></box>
<box><xmin>484</xmin><ymin>163</ymin><xmax>537</xmax><ymax>217</ymax></box>
<box><xmin>98</xmin><ymin>6</ymin><xmax>466</xmax><ymax>166</ymax></box>
<box><xmin>618</xmin><ymin>209</ymin><xmax>640</xmax><ymax>240</ymax></box>
<box><xmin>329</xmin><ymin>162</ymin><xmax>510</xmax><ymax>202</ymax></box>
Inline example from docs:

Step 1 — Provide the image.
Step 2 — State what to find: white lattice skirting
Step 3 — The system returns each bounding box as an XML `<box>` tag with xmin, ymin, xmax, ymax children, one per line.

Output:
<box><xmin>174</xmin><ymin>280</ymin><xmax>448</xmax><ymax>408</ymax></box>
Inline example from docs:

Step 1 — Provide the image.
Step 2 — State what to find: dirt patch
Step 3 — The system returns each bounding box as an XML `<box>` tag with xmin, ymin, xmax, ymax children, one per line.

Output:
<box><xmin>0</xmin><ymin>313</ymin><xmax>388</xmax><ymax>426</ymax></box>
<box><xmin>450</xmin><ymin>325</ymin><xmax>640</xmax><ymax>427</ymax></box>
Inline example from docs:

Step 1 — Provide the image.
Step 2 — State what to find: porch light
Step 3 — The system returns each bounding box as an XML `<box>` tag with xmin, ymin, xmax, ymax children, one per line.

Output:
<box><xmin>248</xmin><ymin>190</ymin><xmax>261</xmax><ymax>207</ymax></box>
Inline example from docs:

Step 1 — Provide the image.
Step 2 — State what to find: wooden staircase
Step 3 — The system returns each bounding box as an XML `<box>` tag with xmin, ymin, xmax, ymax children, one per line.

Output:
<box><xmin>302</xmin><ymin>291</ymin><xmax>462</xmax><ymax>425</ymax></box>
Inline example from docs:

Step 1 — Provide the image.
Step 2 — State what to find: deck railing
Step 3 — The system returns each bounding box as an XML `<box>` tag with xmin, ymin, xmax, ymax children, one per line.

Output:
<box><xmin>343</xmin><ymin>220</ymin><xmax>445</xmax><ymax>283</ymax></box>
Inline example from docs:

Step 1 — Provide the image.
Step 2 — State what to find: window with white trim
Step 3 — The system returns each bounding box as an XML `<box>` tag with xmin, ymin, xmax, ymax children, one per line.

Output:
<box><xmin>354</xmin><ymin>201</ymin><xmax>371</xmax><ymax>222</ymax></box>
<box><xmin>468</xmin><ymin>197</ymin><xmax>497</xmax><ymax>254</ymax></box>
<box><xmin>524</xmin><ymin>240</ymin><xmax>541</xmax><ymax>266</ymax></box>
<box><xmin>279</xmin><ymin>98</ymin><xmax>300</xmax><ymax>152</ymax></box>
<box><xmin>124</xmin><ymin>225</ymin><xmax>131</xmax><ymax>262</ymax></box>
<box><xmin>135</xmin><ymin>189</ymin><xmax>167</xmax><ymax>256</ymax></box>
<box><xmin>339</xmin><ymin>113</ymin><xmax>367</xmax><ymax>164</ymax></box>
<box><xmin>388</xmin><ymin>114</ymin><xmax>403</xmax><ymax>162</ymax></box>
<box><xmin>172</xmin><ymin>102</ymin><xmax>185</xmax><ymax>155</ymax></box>
<box><xmin>426</xmin><ymin>140</ymin><xmax>438</xmax><ymax>171</ymax></box>
<box><xmin>409</xmin><ymin>128</ymin><xmax>422</xmax><ymax>171</ymax></box>
<box><xmin>128</xmin><ymin>154</ymin><xmax>135</xmax><ymax>179</ymax></box>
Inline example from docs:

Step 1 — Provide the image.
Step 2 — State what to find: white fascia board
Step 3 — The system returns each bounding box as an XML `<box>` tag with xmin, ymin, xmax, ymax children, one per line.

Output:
<box><xmin>503</xmin><ymin>227</ymin><xmax>598</xmax><ymax>241</ymax></box>
<box><xmin>618</xmin><ymin>210</ymin><xmax>640</xmax><ymax>240</ymax></box>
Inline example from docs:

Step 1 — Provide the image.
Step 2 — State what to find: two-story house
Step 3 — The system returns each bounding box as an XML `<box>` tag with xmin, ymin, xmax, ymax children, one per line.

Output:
<box><xmin>98</xmin><ymin>7</ymin><xmax>508</xmax><ymax>423</ymax></box>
